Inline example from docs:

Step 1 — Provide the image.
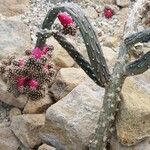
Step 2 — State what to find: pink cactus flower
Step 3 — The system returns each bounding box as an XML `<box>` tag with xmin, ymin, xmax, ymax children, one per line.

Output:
<box><xmin>32</xmin><ymin>47</ymin><xmax>44</xmax><ymax>60</ymax></box>
<box><xmin>104</xmin><ymin>7</ymin><xmax>114</xmax><ymax>19</ymax></box>
<box><xmin>28</xmin><ymin>80</ymin><xmax>39</xmax><ymax>90</ymax></box>
<box><xmin>57</xmin><ymin>12</ymin><xmax>73</xmax><ymax>28</ymax></box>
<box><xmin>18</xmin><ymin>59</ymin><xmax>25</xmax><ymax>67</ymax></box>
<box><xmin>16</xmin><ymin>76</ymin><xmax>26</xmax><ymax>87</ymax></box>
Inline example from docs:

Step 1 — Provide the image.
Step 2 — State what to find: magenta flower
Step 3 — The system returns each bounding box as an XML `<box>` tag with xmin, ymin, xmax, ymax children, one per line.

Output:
<box><xmin>32</xmin><ymin>47</ymin><xmax>44</xmax><ymax>60</ymax></box>
<box><xmin>16</xmin><ymin>76</ymin><xmax>26</xmax><ymax>87</ymax></box>
<box><xmin>104</xmin><ymin>7</ymin><xmax>114</xmax><ymax>19</ymax></box>
<box><xmin>57</xmin><ymin>12</ymin><xmax>73</xmax><ymax>28</ymax></box>
<box><xmin>28</xmin><ymin>80</ymin><xmax>39</xmax><ymax>90</ymax></box>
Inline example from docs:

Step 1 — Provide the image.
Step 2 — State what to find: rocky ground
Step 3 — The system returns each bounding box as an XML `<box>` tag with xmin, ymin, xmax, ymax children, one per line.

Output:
<box><xmin>0</xmin><ymin>0</ymin><xmax>150</xmax><ymax>150</ymax></box>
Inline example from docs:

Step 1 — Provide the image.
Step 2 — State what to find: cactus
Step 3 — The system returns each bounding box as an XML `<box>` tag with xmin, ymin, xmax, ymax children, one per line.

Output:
<box><xmin>0</xmin><ymin>45</ymin><xmax>55</xmax><ymax>101</ymax></box>
<box><xmin>33</xmin><ymin>2</ymin><xmax>150</xmax><ymax>150</ymax></box>
<box><xmin>36</xmin><ymin>3</ymin><xmax>110</xmax><ymax>87</ymax></box>
<box><xmin>0</xmin><ymin>1</ymin><xmax>149</xmax><ymax>149</ymax></box>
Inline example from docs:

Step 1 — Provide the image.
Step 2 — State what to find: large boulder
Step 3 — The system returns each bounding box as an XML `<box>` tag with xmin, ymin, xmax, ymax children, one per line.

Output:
<box><xmin>0</xmin><ymin>0</ymin><xmax>29</xmax><ymax>16</ymax></box>
<box><xmin>0</xmin><ymin>127</ymin><xmax>21</xmax><ymax>150</ymax></box>
<box><xmin>23</xmin><ymin>94</ymin><xmax>53</xmax><ymax>114</ymax></box>
<box><xmin>41</xmin><ymin>70</ymin><xmax>150</xmax><ymax>149</ymax></box>
<box><xmin>116</xmin><ymin>70</ymin><xmax>150</xmax><ymax>145</ymax></box>
<box><xmin>11</xmin><ymin>114</ymin><xmax>45</xmax><ymax>148</ymax></box>
<box><xmin>49</xmin><ymin>67</ymin><xmax>88</xmax><ymax>101</ymax></box>
<box><xmin>40</xmin><ymin>79</ymin><xmax>105</xmax><ymax>150</ymax></box>
<box><xmin>0</xmin><ymin>16</ymin><xmax>31</xmax><ymax>59</ymax></box>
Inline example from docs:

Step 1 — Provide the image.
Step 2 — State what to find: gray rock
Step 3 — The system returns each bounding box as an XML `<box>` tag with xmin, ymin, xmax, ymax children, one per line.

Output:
<box><xmin>38</xmin><ymin>144</ymin><xmax>56</xmax><ymax>150</ymax></box>
<box><xmin>50</xmin><ymin>38</ymin><xmax>75</xmax><ymax>68</ymax></box>
<box><xmin>116</xmin><ymin>0</ymin><xmax>130</xmax><ymax>7</ymax></box>
<box><xmin>99</xmin><ymin>0</ymin><xmax>115</xmax><ymax>4</ymax></box>
<box><xmin>41</xmin><ymin>70</ymin><xmax>150</xmax><ymax>149</ymax></box>
<box><xmin>11</xmin><ymin>114</ymin><xmax>45</xmax><ymax>148</ymax></box>
<box><xmin>40</xmin><ymin>79</ymin><xmax>105</xmax><ymax>150</ymax></box>
<box><xmin>0</xmin><ymin>16</ymin><xmax>31</xmax><ymax>59</ymax></box>
<box><xmin>0</xmin><ymin>0</ymin><xmax>29</xmax><ymax>16</ymax></box>
<box><xmin>23</xmin><ymin>94</ymin><xmax>53</xmax><ymax>114</ymax></box>
<box><xmin>49</xmin><ymin>67</ymin><xmax>88</xmax><ymax>101</ymax></box>
<box><xmin>0</xmin><ymin>101</ymin><xmax>11</xmax><ymax>124</ymax></box>
<box><xmin>50</xmin><ymin>0</ymin><xmax>76</xmax><ymax>4</ymax></box>
<box><xmin>117</xmin><ymin>71</ymin><xmax>150</xmax><ymax>145</ymax></box>
<box><xmin>0</xmin><ymin>127</ymin><xmax>21</xmax><ymax>150</ymax></box>
<box><xmin>84</xmin><ymin>6</ymin><xmax>98</xmax><ymax>19</ymax></box>
<box><xmin>9</xmin><ymin>107</ymin><xmax>22</xmax><ymax>121</ymax></box>
<box><xmin>111</xmin><ymin>136</ymin><xmax>150</xmax><ymax>150</ymax></box>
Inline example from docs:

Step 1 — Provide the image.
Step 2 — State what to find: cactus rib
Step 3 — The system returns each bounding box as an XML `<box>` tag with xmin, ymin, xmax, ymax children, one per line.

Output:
<box><xmin>125</xmin><ymin>29</ymin><xmax>150</xmax><ymax>47</ymax></box>
<box><xmin>125</xmin><ymin>51</ymin><xmax>150</xmax><ymax>76</ymax></box>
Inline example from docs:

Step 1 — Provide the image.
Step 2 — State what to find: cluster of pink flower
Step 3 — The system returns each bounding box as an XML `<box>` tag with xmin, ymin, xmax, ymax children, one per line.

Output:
<box><xmin>56</xmin><ymin>8</ymin><xmax>114</xmax><ymax>35</ymax></box>
<box><xmin>57</xmin><ymin>12</ymin><xmax>77</xmax><ymax>36</ymax></box>
<box><xmin>57</xmin><ymin>7</ymin><xmax>114</xmax><ymax>26</ymax></box>
<box><xmin>16</xmin><ymin>46</ymin><xmax>50</xmax><ymax>89</ymax></box>
<box><xmin>0</xmin><ymin>45</ymin><xmax>55</xmax><ymax>100</ymax></box>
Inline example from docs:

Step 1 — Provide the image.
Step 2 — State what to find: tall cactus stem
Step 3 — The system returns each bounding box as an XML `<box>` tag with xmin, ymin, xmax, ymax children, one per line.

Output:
<box><xmin>36</xmin><ymin>3</ymin><xmax>110</xmax><ymax>87</ymax></box>
<box><xmin>53</xmin><ymin>32</ymin><xmax>102</xmax><ymax>86</ymax></box>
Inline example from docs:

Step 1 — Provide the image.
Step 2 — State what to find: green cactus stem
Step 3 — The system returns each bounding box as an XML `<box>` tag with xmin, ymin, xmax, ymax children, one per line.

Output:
<box><xmin>89</xmin><ymin>43</ymin><xmax>128</xmax><ymax>150</ymax></box>
<box><xmin>53</xmin><ymin>32</ymin><xmax>102</xmax><ymax>86</ymax></box>
<box><xmin>34</xmin><ymin>2</ymin><xmax>150</xmax><ymax>149</ymax></box>
<box><xmin>36</xmin><ymin>29</ymin><xmax>102</xmax><ymax>86</ymax></box>
<box><xmin>125</xmin><ymin>29</ymin><xmax>150</xmax><ymax>47</ymax></box>
<box><xmin>36</xmin><ymin>3</ymin><xmax>110</xmax><ymax>87</ymax></box>
<box><xmin>125</xmin><ymin>51</ymin><xmax>150</xmax><ymax>76</ymax></box>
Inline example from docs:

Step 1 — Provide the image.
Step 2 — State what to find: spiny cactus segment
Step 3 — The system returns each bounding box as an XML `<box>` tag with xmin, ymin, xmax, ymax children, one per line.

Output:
<box><xmin>125</xmin><ymin>51</ymin><xmax>150</xmax><ymax>76</ymax></box>
<box><xmin>36</xmin><ymin>3</ymin><xmax>110</xmax><ymax>87</ymax></box>
<box><xmin>0</xmin><ymin>45</ymin><xmax>55</xmax><ymax>101</ymax></box>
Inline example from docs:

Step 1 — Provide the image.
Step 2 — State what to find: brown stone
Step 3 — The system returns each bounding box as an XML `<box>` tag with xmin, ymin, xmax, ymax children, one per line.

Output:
<box><xmin>117</xmin><ymin>71</ymin><xmax>150</xmax><ymax>146</ymax></box>
<box><xmin>23</xmin><ymin>94</ymin><xmax>53</xmax><ymax>114</ymax></box>
<box><xmin>0</xmin><ymin>0</ymin><xmax>29</xmax><ymax>16</ymax></box>
<box><xmin>9</xmin><ymin>107</ymin><xmax>22</xmax><ymax>121</ymax></box>
<box><xmin>0</xmin><ymin>127</ymin><xmax>21</xmax><ymax>150</ymax></box>
<box><xmin>11</xmin><ymin>114</ymin><xmax>45</xmax><ymax>148</ymax></box>
<box><xmin>38</xmin><ymin>144</ymin><xmax>56</xmax><ymax>150</ymax></box>
<box><xmin>49</xmin><ymin>68</ymin><xmax>88</xmax><ymax>101</ymax></box>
